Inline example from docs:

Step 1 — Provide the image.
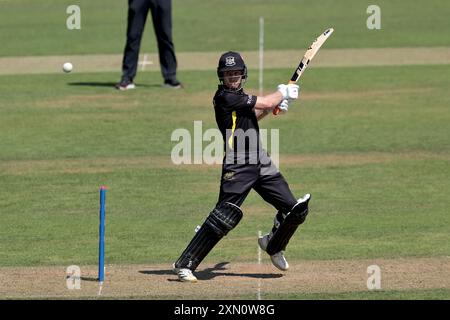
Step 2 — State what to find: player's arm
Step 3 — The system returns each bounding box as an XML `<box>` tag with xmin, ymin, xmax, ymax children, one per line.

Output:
<box><xmin>256</xmin><ymin>99</ymin><xmax>289</xmax><ymax>121</ymax></box>
<box><xmin>255</xmin><ymin>108</ymin><xmax>270</xmax><ymax>121</ymax></box>
<box><xmin>254</xmin><ymin>91</ymin><xmax>284</xmax><ymax>111</ymax></box>
<box><xmin>254</xmin><ymin>84</ymin><xmax>299</xmax><ymax>120</ymax></box>
<box><xmin>254</xmin><ymin>91</ymin><xmax>283</xmax><ymax>120</ymax></box>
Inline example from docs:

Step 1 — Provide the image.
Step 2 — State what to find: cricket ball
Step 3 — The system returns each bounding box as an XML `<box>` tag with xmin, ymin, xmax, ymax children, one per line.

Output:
<box><xmin>63</xmin><ymin>62</ymin><xmax>73</xmax><ymax>73</ymax></box>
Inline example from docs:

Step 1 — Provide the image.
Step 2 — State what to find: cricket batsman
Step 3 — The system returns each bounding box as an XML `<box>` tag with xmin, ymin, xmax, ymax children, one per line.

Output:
<box><xmin>173</xmin><ymin>51</ymin><xmax>311</xmax><ymax>282</ymax></box>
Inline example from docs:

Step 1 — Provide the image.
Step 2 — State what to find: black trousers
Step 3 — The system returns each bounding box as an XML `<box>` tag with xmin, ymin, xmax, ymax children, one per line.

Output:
<box><xmin>121</xmin><ymin>0</ymin><xmax>178</xmax><ymax>81</ymax></box>
<box><xmin>217</xmin><ymin>153</ymin><xmax>298</xmax><ymax>213</ymax></box>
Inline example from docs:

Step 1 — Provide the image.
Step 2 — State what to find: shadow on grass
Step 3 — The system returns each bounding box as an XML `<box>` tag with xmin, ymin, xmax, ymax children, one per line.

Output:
<box><xmin>67</xmin><ymin>82</ymin><xmax>160</xmax><ymax>88</ymax></box>
<box><xmin>139</xmin><ymin>262</ymin><xmax>283</xmax><ymax>282</ymax></box>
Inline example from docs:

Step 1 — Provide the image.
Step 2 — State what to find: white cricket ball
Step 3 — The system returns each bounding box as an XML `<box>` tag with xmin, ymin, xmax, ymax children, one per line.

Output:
<box><xmin>63</xmin><ymin>62</ymin><xmax>73</xmax><ymax>73</ymax></box>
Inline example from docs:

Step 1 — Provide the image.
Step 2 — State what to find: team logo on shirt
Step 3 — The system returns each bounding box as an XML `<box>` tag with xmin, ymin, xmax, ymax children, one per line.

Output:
<box><xmin>223</xmin><ymin>171</ymin><xmax>235</xmax><ymax>181</ymax></box>
<box><xmin>225</xmin><ymin>56</ymin><xmax>236</xmax><ymax>66</ymax></box>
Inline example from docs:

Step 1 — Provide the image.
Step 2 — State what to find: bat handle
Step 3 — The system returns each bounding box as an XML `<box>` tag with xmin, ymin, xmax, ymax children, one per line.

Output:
<box><xmin>273</xmin><ymin>80</ymin><xmax>297</xmax><ymax>115</ymax></box>
<box><xmin>272</xmin><ymin>106</ymin><xmax>281</xmax><ymax>115</ymax></box>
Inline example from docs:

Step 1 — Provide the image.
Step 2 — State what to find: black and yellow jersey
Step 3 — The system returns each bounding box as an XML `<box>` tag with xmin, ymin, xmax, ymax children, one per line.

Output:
<box><xmin>213</xmin><ymin>85</ymin><xmax>262</xmax><ymax>161</ymax></box>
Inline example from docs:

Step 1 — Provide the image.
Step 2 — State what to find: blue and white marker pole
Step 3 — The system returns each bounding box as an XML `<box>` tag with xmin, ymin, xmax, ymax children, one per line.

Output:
<box><xmin>98</xmin><ymin>186</ymin><xmax>107</xmax><ymax>293</ymax></box>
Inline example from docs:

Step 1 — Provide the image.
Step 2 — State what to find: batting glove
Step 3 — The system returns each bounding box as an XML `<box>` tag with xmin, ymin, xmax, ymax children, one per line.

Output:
<box><xmin>277</xmin><ymin>84</ymin><xmax>300</xmax><ymax>100</ymax></box>
<box><xmin>278</xmin><ymin>99</ymin><xmax>289</xmax><ymax>114</ymax></box>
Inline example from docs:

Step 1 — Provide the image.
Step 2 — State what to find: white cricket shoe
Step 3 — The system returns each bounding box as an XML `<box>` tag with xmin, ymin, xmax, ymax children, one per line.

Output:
<box><xmin>172</xmin><ymin>263</ymin><xmax>198</xmax><ymax>282</ymax></box>
<box><xmin>115</xmin><ymin>79</ymin><xmax>136</xmax><ymax>90</ymax></box>
<box><xmin>258</xmin><ymin>234</ymin><xmax>289</xmax><ymax>271</ymax></box>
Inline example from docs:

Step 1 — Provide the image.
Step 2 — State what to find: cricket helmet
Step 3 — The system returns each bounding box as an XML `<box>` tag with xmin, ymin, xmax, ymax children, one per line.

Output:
<box><xmin>217</xmin><ymin>51</ymin><xmax>247</xmax><ymax>81</ymax></box>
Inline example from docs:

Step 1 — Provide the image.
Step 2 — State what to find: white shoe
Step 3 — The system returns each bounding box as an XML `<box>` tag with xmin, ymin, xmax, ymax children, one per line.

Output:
<box><xmin>258</xmin><ymin>234</ymin><xmax>289</xmax><ymax>271</ymax></box>
<box><xmin>269</xmin><ymin>251</ymin><xmax>289</xmax><ymax>271</ymax></box>
<box><xmin>172</xmin><ymin>263</ymin><xmax>198</xmax><ymax>282</ymax></box>
<box><xmin>115</xmin><ymin>80</ymin><xmax>136</xmax><ymax>90</ymax></box>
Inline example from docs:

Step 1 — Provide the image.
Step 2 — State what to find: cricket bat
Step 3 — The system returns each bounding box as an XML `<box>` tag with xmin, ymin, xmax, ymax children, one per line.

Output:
<box><xmin>273</xmin><ymin>27</ymin><xmax>334</xmax><ymax>115</ymax></box>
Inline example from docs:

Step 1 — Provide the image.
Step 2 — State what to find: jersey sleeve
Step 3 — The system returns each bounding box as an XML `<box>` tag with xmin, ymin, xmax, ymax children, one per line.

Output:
<box><xmin>216</xmin><ymin>92</ymin><xmax>257</xmax><ymax>113</ymax></box>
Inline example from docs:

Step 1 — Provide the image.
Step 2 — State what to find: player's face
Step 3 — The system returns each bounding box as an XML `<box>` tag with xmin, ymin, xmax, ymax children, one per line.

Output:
<box><xmin>223</xmin><ymin>70</ymin><xmax>243</xmax><ymax>89</ymax></box>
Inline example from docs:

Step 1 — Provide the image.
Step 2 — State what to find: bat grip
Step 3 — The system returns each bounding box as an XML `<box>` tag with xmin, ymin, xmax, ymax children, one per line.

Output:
<box><xmin>273</xmin><ymin>80</ymin><xmax>297</xmax><ymax>115</ymax></box>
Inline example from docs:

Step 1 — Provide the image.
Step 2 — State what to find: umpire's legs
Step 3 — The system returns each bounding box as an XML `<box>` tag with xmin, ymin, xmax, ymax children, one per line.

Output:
<box><xmin>150</xmin><ymin>0</ymin><xmax>178</xmax><ymax>82</ymax></box>
<box><xmin>121</xmin><ymin>0</ymin><xmax>150</xmax><ymax>81</ymax></box>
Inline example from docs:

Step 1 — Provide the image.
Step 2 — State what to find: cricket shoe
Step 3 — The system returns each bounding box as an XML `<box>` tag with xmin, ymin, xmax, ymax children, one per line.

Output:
<box><xmin>172</xmin><ymin>263</ymin><xmax>197</xmax><ymax>282</ymax></box>
<box><xmin>115</xmin><ymin>79</ymin><xmax>136</xmax><ymax>90</ymax></box>
<box><xmin>163</xmin><ymin>78</ymin><xmax>183</xmax><ymax>89</ymax></box>
<box><xmin>258</xmin><ymin>234</ymin><xmax>289</xmax><ymax>271</ymax></box>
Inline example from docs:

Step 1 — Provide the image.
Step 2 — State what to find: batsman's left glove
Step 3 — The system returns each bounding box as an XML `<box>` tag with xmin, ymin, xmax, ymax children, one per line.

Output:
<box><xmin>277</xmin><ymin>83</ymin><xmax>299</xmax><ymax>100</ymax></box>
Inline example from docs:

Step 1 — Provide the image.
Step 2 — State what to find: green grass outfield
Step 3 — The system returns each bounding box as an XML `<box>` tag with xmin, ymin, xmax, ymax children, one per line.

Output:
<box><xmin>1</xmin><ymin>66</ymin><xmax>449</xmax><ymax>268</ymax></box>
<box><xmin>1</xmin><ymin>0</ymin><xmax>450</xmax><ymax>57</ymax></box>
<box><xmin>1</xmin><ymin>0</ymin><xmax>450</xmax><ymax>299</ymax></box>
